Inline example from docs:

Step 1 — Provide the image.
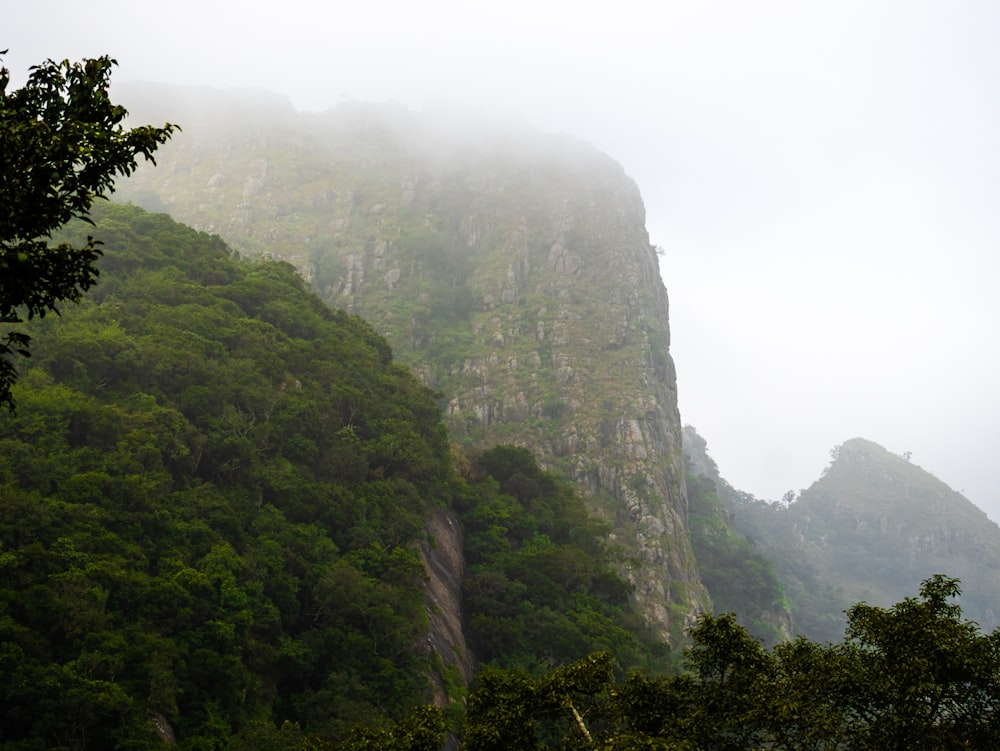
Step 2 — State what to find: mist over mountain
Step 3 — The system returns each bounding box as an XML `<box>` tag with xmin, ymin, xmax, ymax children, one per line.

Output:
<box><xmin>12</xmin><ymin>0</ymin><xmax>1000</xmax><ymax>544</ymax></box>
<box><xmin>6</xmin><ymin>4</ymin><xmax>1000</xmax><ymax>743</ymax></box>
<box><xmin>115</xmin><ymin>82</ymin><xmax>1000</xmax><ymax>645</ymax></box>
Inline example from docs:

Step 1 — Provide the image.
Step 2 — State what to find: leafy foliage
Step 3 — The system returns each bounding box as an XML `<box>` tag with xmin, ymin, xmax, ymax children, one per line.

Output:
<box><xmin>457</xmin><ymin>446</ymin><xmax>666</xmax><ymax>675</ymax></box>
<box><xmin>0</xmin><ymin>55</ymin><xmax>176</xmax><ymax>409</ymax></box>
<box><xmin>463</xmin><ymin>652</ymin><xmax>617</xmax><ymax>751</ymax></box>
<box><xmin>462</xmin><ymin>576</ymin><xmax>1000</xmax><ymax>750</ymax></box>
<box><xmin>0</xmin><ymin>204</ymin><xmax>454</xmax><ymax>749</ymax></box>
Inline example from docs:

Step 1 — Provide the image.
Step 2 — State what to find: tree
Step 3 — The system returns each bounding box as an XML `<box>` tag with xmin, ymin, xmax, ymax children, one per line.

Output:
<box><xmin>0</xmin><ymin>53</ymin><xmax>176</xmax><ymax>409</ymax></box>
<box><xmin>462</xmin><ymin>652</ymin><xmax>617</xmax><ymax>751</ymax></box>
<box><xmin>461</xmin><ymin>577</ymin><xmax>1000</xmax><ymax>750</ymax></box>
<box><xmin>334</xmin><ymin>706</ymin><xmax>447</xmax><ymax>751</ymax></box>
<box><xmin>839</xmin><ymin>575</ymin><xmax>1000</xmax><ymax>750</ymax></box>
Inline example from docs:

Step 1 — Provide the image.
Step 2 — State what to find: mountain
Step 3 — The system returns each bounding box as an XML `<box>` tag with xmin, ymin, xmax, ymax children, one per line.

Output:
<box><xmin>734</xmin><ymin>437</ymin><xmax>1000</xmax><ymax>641</ymax></box>
<box><xmin>114</xmin><ymin>83</ymin><xmax>707</xmax><ymax>640</ymax></box>
<box><xmin>0</xmin><ymin>204</ymin><xmax>663</xmax><ymax>748</ymax></box>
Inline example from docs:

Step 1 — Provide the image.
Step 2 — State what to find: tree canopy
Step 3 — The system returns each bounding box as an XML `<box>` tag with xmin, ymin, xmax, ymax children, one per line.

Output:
<box><xmin>0</xmin><ymin>53</ymin><xmax>176</xmax><ymax>409</ymax></box>
<box><xmin>0</xmin><ymin>204</ymin><xmax>455</xmax><ymax>748</ymax></box>
<box><xmin>462</xmin><ymin>575</ymin><xmax>1000</xmax><ymax>750</ymax></box>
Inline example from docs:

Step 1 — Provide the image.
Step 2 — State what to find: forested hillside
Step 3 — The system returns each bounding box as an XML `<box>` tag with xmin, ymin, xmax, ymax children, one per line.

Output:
<box><xmin>461</xmin><ymin>575</ymin><xmax>1000</xmax><ymax>750</ymax></box>
<box><xmin>0</xmin><ymin>204</ymin><xmax>661</xmax><ymax>749</ymax></box>
<box><xmin>1</xmin><ymin>202</ymin><xmax>453</xmax><ymax>746</ymax></box>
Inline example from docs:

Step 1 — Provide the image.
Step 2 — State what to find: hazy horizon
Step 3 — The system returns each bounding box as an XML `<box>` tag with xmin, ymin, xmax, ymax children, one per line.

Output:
<box><xmin>6</xmin><ymin>1</ymin><xmax>999</xmax><ymax>519</ymax></box>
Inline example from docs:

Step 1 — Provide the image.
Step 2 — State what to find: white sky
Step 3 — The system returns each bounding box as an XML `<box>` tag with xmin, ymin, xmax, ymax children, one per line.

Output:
<box><xmin>6</xmin><ymin>1</ymin><xmax>1000</xmax><ymax>518</ymax></box>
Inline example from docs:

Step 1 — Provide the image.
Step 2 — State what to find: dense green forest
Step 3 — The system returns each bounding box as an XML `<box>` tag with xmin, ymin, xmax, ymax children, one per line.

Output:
<box><xmin>1</xmin><ymin>203</ymin><xmax>452</xmax><ymax>746</ymax></box>
<box><xmin>0</xmin><ymin>204</ymin><xmax>661</xmax><ymax>749</ymax></box>
<box><xmin>459</xmin><ymin>446</ymin><xmax>665</xmax><ymax>674</ymax></box>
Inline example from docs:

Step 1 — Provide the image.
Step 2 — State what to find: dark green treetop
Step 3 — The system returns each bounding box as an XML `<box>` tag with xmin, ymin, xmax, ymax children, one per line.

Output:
<box><xmin>0</xmin><ymin>53</ymin><xmax>176</xmax><ymax>409</ymax></box>
<box><xmin>0</xmin><ymin>204</ymin><xmax>453</xmax><ymax>748</ymax></box>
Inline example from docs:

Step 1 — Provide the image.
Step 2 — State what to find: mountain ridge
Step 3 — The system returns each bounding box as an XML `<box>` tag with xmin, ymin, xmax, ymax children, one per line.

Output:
<box><xmin>723</xmin><ymin>435</ymin><xmax>1000</xmax><ymax>640</ymax></box>
<box><xmin>113</xmin><ymin>83</ymin><xmax>999</xmax><ymax>647</ymax></box>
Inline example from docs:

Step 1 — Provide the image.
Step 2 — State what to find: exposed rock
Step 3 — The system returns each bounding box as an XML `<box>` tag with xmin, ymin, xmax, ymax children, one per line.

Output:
<box><xmin>148</xmin><ymin>711</ymin><xmax>176</xmax><ymax>745</ymax></box>
<box><xmin>419</xmin><ymin>508</ymin><xmax>473</xmax><ymax>706</ymax></box>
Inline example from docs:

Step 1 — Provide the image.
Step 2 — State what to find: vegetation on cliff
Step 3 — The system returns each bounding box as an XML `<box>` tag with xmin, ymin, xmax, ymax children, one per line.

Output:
<box><xmin>681</xmin><ymin>427</ymin><xmax>792</xmax><ymax>644</ymax></box>
<box><xmin>0</xmin><ymin>204</ymin><xmax>664</xmax><ymax>749</ymax></box>
<box><xmin>457</xmin><ymin>445</ymin><xmax>666</xmax><ymax>674</ymax></box>
<box><xmin>1</xmin><ymin>203</ymin><xmax>453</xmax><ymax>746</ymax></box>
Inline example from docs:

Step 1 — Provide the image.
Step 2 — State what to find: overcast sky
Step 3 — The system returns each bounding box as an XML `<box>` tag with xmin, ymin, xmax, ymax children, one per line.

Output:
<box><xmin>7</xmin><ymin>1</ymin><xmax>1000</xmax><ymax>518</ymax></box>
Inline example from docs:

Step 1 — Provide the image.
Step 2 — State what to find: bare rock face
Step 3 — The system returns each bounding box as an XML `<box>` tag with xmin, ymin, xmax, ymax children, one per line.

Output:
<box><xmin>117</xmin><ymin>89</ymin><xmax>709</xmax><ymax>641</ymax></box>
<box><xmin>420</xmin><ymin>508</ymin><xmax>474</xmax><ymax>706</ymax></box>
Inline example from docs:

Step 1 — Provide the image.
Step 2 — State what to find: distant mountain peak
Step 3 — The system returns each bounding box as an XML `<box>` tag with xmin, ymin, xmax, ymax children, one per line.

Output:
<box><xmin>749</xmin><ymin>436</ymin><xmax>1000</xmax><ymax>639</ymax></box>
<box><xmin>813</xmin><ymin>437</ymin><xmax>978</xmax><ymax>520</ymax></box>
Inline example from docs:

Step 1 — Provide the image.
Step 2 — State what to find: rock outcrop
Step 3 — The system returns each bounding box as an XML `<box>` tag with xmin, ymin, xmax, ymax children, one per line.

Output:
<box><xmin>117</xmin><ymin>86</ymin><xmax>708</xmax><ymax>640</ymax></box>
<box><xmin>419</xmin><ymin>508</ymin><xmax>473</xmax><ymax>705</ymax></box>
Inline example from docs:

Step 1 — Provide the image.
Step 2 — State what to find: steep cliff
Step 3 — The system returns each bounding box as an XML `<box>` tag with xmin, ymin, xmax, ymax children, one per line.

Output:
<box><xmin>419</xmin><ymin>508</ymin><xmax>473</xmax><ymax>707</ymax></box>
<box><xmin>117</xmin><ymin>84</ymin><xmax>707</xmax><ymax>638</ymax></box>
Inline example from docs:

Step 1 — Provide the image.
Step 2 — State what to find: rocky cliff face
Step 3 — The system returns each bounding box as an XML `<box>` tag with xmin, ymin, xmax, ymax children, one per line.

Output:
<box><xmin>419</xmin><ymin>508</ymin><xmax>473</xmax><ymax>706</ymax></box>
<box><xmin>117</xmin><ymin>86</ymin><xmax>708</xmax><ymax>639</ymax></box>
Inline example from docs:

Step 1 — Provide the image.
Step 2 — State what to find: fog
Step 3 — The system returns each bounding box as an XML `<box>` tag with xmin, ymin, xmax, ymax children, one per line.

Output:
<box><xmin>7</xmin><ymin>1</ymin><xmax>1000</xmax><ymax>518</ymax></box>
